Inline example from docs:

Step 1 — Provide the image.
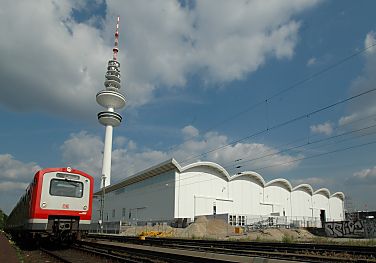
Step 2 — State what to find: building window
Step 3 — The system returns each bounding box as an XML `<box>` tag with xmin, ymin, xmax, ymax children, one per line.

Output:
<box><xmin>122</xmin><ymin>208</ymin><xmax>126</xmax><ymax>217</ymax></box>
<box><xmin>241</xmin><ymin>216</ymin><xmax>245</xmax><ymax>226</ymax></box>
<box><xmin>112</xmin><ymin>209</ymin><xmax>116</xmax><ymax>218</ymax></box>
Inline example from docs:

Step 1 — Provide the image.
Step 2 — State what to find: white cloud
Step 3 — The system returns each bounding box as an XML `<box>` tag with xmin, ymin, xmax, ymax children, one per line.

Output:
<box><xmin>182</xmin><ymin>125</ymin><xmax>199</xmax><ymax>139</ymax></box>
<box><xmin>307</xmin><ymin>57</ymin><xmax>317</xmax><ymax>66</ymax></box>
<box><xmin>338</xmin><ymin>113</ymin><xmax>358</xmax><ymax>126</ymax></box>
<box><xmin>0</xmin><ymin>0</ymin><xmax>109</xmax><ymax>118</ymax></box>
<box><xmin>0</xmin><ymin>0</ymin><xmax>321</xmax><ymax>118</ymax></box>
<box><xmin>0</xmin><ymin>182</ymin><xmax>29</xmax><ymax>191</ymax></box>
<box><xmin>60</xmin><ymin>126</ymin><xmax>302</xmax><ymax>187</ymax></box>
<box><xmin>0</xmin><ymin>153</ymin><xmax>41</xmax><ymax>213</ymax></box>
<box><xmin>346</xmin><ymin>165</ymin><xmax>376</xmax><ymax>185</ymax></box>
<box><xmin>353</xmin><ymin>166</ymin><xmax>376</xmax><ymax>179</ymax></box>
<box><xmin>0</xmin><ymin>154</ymin><xmax>41</xmax><ymax>183</ymax></box>
<box><xmin>60</xmin><ymin>131</ymin><xmax>104</xmax><ymax>177</ymax></box>
<box><xmin>340</xmin><ymin>31</ymin><xmax>376</xmax><ymax>130</ymax></box>
<box><xmin>365</xmin><ymin>31</ymin><xmax>376</xmax><ymax>54</ymax></box>
<box><xmin>310</xmin><ymin>122</ymin><xmax>333</xmax><ymax>135</ymax></box>
<box><xmin>114</xmin><ymin>136</ymin><xmax>127</xmax><ymax>148</ymax></box>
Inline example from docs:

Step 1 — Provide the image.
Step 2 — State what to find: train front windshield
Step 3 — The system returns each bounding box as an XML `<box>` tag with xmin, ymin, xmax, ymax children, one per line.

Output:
<box><xmin>50</xmin><ymin>179</ymin><xmax>83</xmax><ymax>198</ymax></box>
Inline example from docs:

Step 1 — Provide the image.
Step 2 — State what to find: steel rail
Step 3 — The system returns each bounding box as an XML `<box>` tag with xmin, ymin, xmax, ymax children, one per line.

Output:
<box><xmin>39</xmin><ymin>247</ymin><xmax>74</xmax><ymax>263</ymax></box>
<box><xmin>81</xmin><ymin>236</ymin><xmax>376</xmax><ymax>263</ymax></box>
<box><xmin>72</xmin><ymin>244</ymin><xmax>142</xmax><ymax>263</ymax></box>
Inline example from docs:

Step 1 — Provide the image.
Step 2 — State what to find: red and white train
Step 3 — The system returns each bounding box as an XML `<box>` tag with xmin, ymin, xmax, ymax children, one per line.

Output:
<box><xmin>6</xmin><ymin>167</ymin><xmax>94</xmax><ymax>242</ymax></box>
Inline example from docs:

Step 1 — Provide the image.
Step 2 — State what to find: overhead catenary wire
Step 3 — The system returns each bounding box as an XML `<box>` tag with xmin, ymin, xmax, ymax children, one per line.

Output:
<box><xmin>252</xmin><ymin>139</ymin><xmax>376</xmax><ymax>173</ymax></box>
<box><xmin>98</xmin><ymin>122</ymin><xmax>376</xmax><ymax>199</ymax></box>
<box><xmin>179</xmin><ymin>87</ymin><xmax>376</xmax><ymax>165</ymax></box>
<box><xmin>225</xmin><ymin>112</ymin><xmax>376</xmax><ymax>168</ymax></box>
<box><xmin>227</xmin><ymin>129</ymin><xmax>376</xmax><ymax>174</ymax></box>
<box><xmin>163</xmin><ymin>41</ymin><xmax>376</xmax><ymax>156</ymax></box>
<box><xmin>96</xmin><ymin>137</ymin><xmax>376</xmax><ymax>208</ymax></box>
<box><xmin>113</xmin><ymin>40</ymin><xmax>376</xmax><ymax>182</ymax></box>
<box><xmin>223</xmin><ymin>122</ymin><xmax>376</xmax><ymax>170</ymax></box>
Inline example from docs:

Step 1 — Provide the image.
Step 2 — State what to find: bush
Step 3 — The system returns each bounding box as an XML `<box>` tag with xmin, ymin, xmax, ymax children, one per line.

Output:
<box><xmin>0</xmin><ymin>209</ymin><xmax>8</xmax><ymax>230</ymax></box>
<box><xmin>282</xmin><ymin>234</ymin><xmax>295</xmax><ymax>243</ymax></box>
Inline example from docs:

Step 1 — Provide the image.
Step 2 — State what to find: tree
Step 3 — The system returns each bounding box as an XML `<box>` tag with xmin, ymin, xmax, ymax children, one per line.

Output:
<box><xmin>0</xmin><ymin>209</ymin><xmax>8</xmax><ymax>230</ymax></box>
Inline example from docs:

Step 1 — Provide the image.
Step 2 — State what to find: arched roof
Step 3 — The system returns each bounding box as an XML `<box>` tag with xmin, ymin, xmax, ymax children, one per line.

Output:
<box><xmin>330</xmin><ymin>192</ymin><xmax>345</xmax><ymax>201</ymax></box>
<box><xmin>292</xmin><ymin>184</ymin><xmax>313</xmax><ymax>195</ymax></box>
<box><xmin>232</xmin><ymin>171</ymin><xmax>265</xmax><ymax>186</ymax></box>
<box><xmin>96</xmin><ymin>158</ymin><xmax>343</xmax><ymax>198</ymax></box>
<box><xmin>313</xmin><ymin>188</ymin><xmax>331</xmax><ymax>199</ymax></box>
<box><xmin>265</xmin><ymin>178</ymin><xmax>292</xmax><ymax>192</ymax></box>
<box><xmin>180</xmin><ymin>161</ymin><xmax>230</xmax><ymax>181</ymax></box>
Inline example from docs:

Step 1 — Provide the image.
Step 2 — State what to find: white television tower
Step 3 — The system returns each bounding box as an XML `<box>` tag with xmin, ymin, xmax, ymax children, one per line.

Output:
<box><xmin>96</xmin><ymin>16</ymin><xmax>126</xmax><ymax>188</ymax></box>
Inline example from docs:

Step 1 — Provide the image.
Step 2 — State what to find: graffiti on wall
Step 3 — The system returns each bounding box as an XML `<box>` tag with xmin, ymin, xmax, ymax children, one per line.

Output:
<box><xmin>324</xmin><ymin>219</ymin><xmax>376</xmax><ymax>238</ymax></box>
<box><xmin>364</xmin><ymin>219</ymin><xmax>376</xmax><ymax>238</ymax></box>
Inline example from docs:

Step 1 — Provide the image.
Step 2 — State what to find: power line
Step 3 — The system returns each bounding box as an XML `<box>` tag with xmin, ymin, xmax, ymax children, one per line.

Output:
<box><xmin>228</xmin><ymin>130</ymin><xmax>376</xmax><ymax>175</ymax></box>
<box><xmin>96</xmin><ymin>138</ymin><xmax>376</xmax><ymax>206</ymax></box>
<box><xmin>252</xmin><ymin>139</ymin><xmax>376</xmax><ymax>172</ymax></box>
<box><xmin>180</xmin><ymin>87</ymin><xmax>376</xmax><ymax>164</ymax></box>
<box><xmin>223</xmin><ymin>123</ymin><xmax>376</xmax><ymax>169</ymax></box>
<box><xmin>98</xmin><ymin>121</ymin><xmax>376</xmax><ymax>201</ymax></box>
<box><xmin>164</xmin><ymin>42</ymin><xmax>376</xmax><ymax>155</ymax></box>
<box><xmin>226</xmin><ymin>111</ymin><xmax>376</xmax><ymax>166</ymax></box>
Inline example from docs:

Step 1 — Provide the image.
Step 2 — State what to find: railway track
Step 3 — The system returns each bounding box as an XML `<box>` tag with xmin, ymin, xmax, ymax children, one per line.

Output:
<box><xmin>39</xmin><ymin>246</ymin><xmax>130</xmax><ymax>263</ymax></box>
<box><xmin>81</xmin><ymin>234</ymin><xmax>376</xmax><ymax>263</ymax></box>
<box><xmin>39</xmin><ymin>244</ymin><xmax>160</xmax><ymax>263</ymax></box>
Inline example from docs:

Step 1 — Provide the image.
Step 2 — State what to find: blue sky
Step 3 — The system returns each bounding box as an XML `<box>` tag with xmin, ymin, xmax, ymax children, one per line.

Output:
<box><xmin>1</xmin><ymin>0</ymin><xmax>376</xmax><ymax>214</ymax></box>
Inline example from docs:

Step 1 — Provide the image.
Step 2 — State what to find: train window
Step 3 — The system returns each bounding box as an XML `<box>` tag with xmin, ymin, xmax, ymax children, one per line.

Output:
<box><xmin>50</xmin><ymin>179</ymin><xmax>83</xmax><ymax>198</ymax></box>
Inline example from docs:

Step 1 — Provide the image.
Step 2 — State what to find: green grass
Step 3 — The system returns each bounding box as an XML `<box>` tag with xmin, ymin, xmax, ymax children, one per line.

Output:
<box><xmin>281</xmin><ymin>234</ymin><xmax>295</xmax><ymax>243</ymax></box>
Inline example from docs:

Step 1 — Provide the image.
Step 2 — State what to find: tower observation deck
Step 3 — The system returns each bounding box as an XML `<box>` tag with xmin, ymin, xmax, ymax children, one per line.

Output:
<box><xmin>96</xmin><ymin>16</ymin><xmax>126</xmax><ymax>188</ymax></box>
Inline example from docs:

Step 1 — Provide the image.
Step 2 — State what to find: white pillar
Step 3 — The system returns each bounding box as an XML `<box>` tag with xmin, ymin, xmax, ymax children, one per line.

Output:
<box><xmin>101</xmin><ymin>124</ymin><xmax>113</xmax><ymax>188</ymax></box>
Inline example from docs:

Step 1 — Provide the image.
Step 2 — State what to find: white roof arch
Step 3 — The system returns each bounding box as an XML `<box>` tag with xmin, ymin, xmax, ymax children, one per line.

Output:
<box><xmin>180</xmin><ymin>161</ymin><xmax>230</xmax><ymax>181</ymax></box>
<box><xmin>265</xmin><ymin>178</ymin><xmax>292</xmax><ymax>192</ymax></box>
<box><xmin>330</xmin><ymin>192</ymin><xmax>345</xmax><ymax>201</ymax></box>
<box><xmin>313</xmin><ymin>188</ymin><xmax>331</xmax><ymax>199</ymax></box>
<box><xmin>232</xmin><ymin>171</ymin><xmax>266</xmax><ymax>186</ymax></box>
<box><xmin>292</xmin><ymin>184</ymin><xmax>314</xmax><ymax>195</ymax></box>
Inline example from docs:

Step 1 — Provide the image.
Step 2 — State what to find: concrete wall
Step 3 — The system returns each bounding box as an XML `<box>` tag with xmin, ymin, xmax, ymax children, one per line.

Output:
<box><xmin>312</xmin><ymin>192</ymin><xmax>330</xmax><ymax>220</ymax></box>
<box><xmin>100</xmin><ymin>170</ymin><xmax>176</xmax><ymax>223</ymax></box>
<box><xmin>263</xmin><ymin>183</ymin><xmax>292</xmax><ymax>217</ymax></box>
<box><xmin>325</xmin><ymin>219</ymin><xmax>376</xmax><ymax>238</ymax></box>
<box><xmin>174</xmin><ymin>166</ymin><xmax>231</xmax><ymax>220</ymax></box>
<box><xmin>329</xmin><ymin>196</ymin><xmax>344</xmax><ymax>221</ymax></box>
<box><xmin>291</xmin><ymin>189</ymin><xmax>313</xmax><ymax>218</ymax></box>
<box><xmin>229</xmin><ymin>176</ymin><xmax>263</xmax><ymax>216</ymax></box>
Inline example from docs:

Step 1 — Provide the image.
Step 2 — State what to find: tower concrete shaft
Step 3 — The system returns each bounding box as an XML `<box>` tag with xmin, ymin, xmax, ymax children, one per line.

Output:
<box><xmin>96</xmin><ymin>16</ymin><xmax>126</xmax><ymax>188</ymax></box>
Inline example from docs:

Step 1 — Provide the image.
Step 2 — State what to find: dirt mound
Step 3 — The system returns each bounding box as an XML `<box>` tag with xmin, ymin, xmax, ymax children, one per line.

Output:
<box><xmin>119</xmin><ymin>217</ymin><xmax>316</xmax><ymax>241</ymax></box>
<box><xmin>175</xmin><ymin>217</ymin><xmax>234</xmax><ymax>238</ymax></box>
<box><xmin>194</xmin><ymin>216</ymin><xmax>208</xmax><ymax>223</ymax></box>
<box><xmin>245</xmin><ymin>228</ymin><xmax>315</xmax><ymax>241</ymax></box>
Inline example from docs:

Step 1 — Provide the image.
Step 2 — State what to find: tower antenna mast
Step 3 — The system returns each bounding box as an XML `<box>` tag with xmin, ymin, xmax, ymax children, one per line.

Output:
<box><xmin>96</xmin><ymin>15</ymin><xmax>126</xmax><ymax>190</ymax></box>
<box><xmin>113</xmin><ymin>16</ymin><xmax>120</xmax><ymax>61</ymax></box>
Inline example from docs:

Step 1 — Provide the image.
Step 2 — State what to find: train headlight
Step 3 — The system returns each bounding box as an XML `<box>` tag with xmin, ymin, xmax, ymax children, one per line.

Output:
<box><xmin>41</xmin><ymin>202</ymin><xmax>47</xmax><ymax>208</ymax></box>
<box><xmin>67</xmin><ymin>167</ymin><xmax>72</xmax><ymax>172</ymax></box>
<box><xmin>83</xmin><ymin>205</ymin><xmax>87</xmax><ymax>210</ymax></box>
